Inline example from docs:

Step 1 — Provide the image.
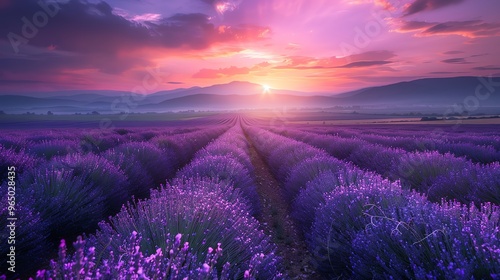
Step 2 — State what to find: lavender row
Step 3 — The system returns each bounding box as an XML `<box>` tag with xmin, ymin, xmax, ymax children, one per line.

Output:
<box><xmin>244</xmin><ymin>126</ymin><xmax>500</xmax><ymax>279</ymax></box>
<box><xmin>177</xmin><ymin>125</ymin><xmax>260</xmax><ymax>213</ymax></box>
<box><xmin>271</xmin><ymin>127</ymin><xmax>500</xmax><ymax>205</ymax></box>
<box><xmin>0</xmin><ymin>127</ymin><xmax>195</xmax><ymax>155</ymax></box>
<box><xmin>31</xmin><ymin>124</ymin><xmax>282</xmax><ymax>279</ymax></box>
<box><xmin>304</xmin><ymin>125</ymin><xmax>500</xmax><ymax>147</ymax></box>
<box><xmin>0</xmin><ymin>125</ymin><xmax>223</xmax><ymax>180</ymax></box>
<box><xmin>317</xmin><ymin>186</ymin><xmax>499</xmax><ymax>279</ymax></box>
<box><xmin>303</xmin><ymin>126</ymin><xmax>500</xmax><ymax>156</ymax></box>
<box><xmin>0</xmin><ymin>125</ymin><xmax>230</xmax><ymax>277</ymax></box>
<box><xmin>328</xmin><ymin>129</ymin><xmax>500</xmax><ymax>163</ymax></box>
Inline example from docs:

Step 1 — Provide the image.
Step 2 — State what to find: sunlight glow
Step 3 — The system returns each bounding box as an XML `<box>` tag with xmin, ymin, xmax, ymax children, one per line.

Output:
<box><xmin>262</xmin><ymin>84</ymin><xmax>271</xmax><ymax>94</ymax></box>
<box><xmin>215</xmin><ymin>1</ymin><xmax>237</xmax><ymax>15</ymax></box>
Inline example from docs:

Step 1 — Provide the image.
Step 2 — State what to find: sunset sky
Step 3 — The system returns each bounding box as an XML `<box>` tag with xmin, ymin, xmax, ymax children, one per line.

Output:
<box><xmin>1</xmin><ymin>0</ymin><xmax>500</xmax><ymax>94</ymax></box>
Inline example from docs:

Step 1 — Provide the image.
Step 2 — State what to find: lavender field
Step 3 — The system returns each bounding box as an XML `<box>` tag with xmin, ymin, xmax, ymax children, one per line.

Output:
<box><xmin>0</xmin><ymin>113</ymin><xmax>499</xmax><ymax>280</ymax></box>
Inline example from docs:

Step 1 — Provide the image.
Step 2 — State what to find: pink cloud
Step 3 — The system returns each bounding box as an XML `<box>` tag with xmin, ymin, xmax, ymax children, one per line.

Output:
<box><xmin>397</xmin><ymin>20</ymin><xmax>500</xmax><ymax>38</ymax></box>
<box><xmin>192</xmin><ymin>66</ymin><xmax>250</xmax><ymax>78</ymax></box>
<box><xmin>274</xmin><ymin>51</ymin><xmax>396</xmax><ymax>70</ymax></box>
<box><xmin>404</xmin><ymin>0</ymin><xmax>465</xmax><ymax>16</ymax></box>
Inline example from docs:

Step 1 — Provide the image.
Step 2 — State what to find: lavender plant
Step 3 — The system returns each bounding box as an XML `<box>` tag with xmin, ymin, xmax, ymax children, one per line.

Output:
<box><xmin>196</xmin><ymin>130</ymin><xmax>254</xmax><ymax>172</ymax></box>
<box><xmin>44</xmin><ymin>153</ymin><xmax>129</xmax><ymax>212</ymax></box>
<box><xmin>308</xmin><ymin>183</ymin><xmax>425</xmax><ymax>276</ymax></box>
<box><xmin>348</xmin><ymin>145</ymin><xmax>403</xmax><ymax>180</ymax></box>
<box><xmin>350</xmin><ymin>201</ymin><xmax>500</xmax><ymax>279</ymax></box>
<box><xmin>17</xmin><ymin>168</ymin><xmax>106</xmax><ymax>238</ymax></box>
<box><xmin>395</xmin><ymin>151</ymin><xmax>472</xmax><ymax>193</ymax></box>
<box><xmin>284</xmin><ymin>155</ymin><xmax>344</xmax><ymax>201</ymax></box>
<box><xmin>0</xmin><ymin>146</ymin><xmax>38</xmax><ymax>178</ymax></box>
<box><xmin>34</xmin><ymin>232</ymin><xmax>231</xmax><ymax>279</ymax></box>
<box><xmin>113</xmin><ymin>141</ymin><xmax>176</xmax><ymax>185</ymax></box>
<box><xmin>152</xmin><ymin>127</ymin><xmax>228</xmax><ymax>165</ymax></box>
<box><xmin>80</xmin><ymin>132</ymin><xmax>125</xmax><ymax>153</ymax></box>
<box><xmin>103</xmin><ymin>149</ymin><xmax>155</xmax><ymax>198</ymax></box>
<box><xmin>292</xmin><ymin>169</ymin><xmax>390</xmax><ymax>233</ymax></box>
<box><xmin>28</xmin><ymin>139</ymin><xmax>80</xmax><ymax>160</ymax></box>
<box><xmin>268</xmin><ymin>143</ymin><xmax>326</xmax><ymax>182</ymax></box>
<box><xmin>177</xmin><ymin>155</ymin><xmax>259</xmax><ymax>214</ymax></box>
<box><xmin>428</xmin><ymin>163</ymin><xmax>500</xmax><ymax>205</ymax></box>
<box><xmin>0</xmin><ymin>196</ymin><xmax>50</xmax><ymax>277</ymax></box>
<box><xmin>91</xmin><ymin>181</ymin><xmax>281</xmax><ymax>279</ymax></box>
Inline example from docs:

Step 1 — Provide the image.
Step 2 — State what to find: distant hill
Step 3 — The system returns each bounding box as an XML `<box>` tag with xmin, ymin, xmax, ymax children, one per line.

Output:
<box><xmin>1</xmin><ymin>77</ymin><xmax>500</xmax><ymax>114</ymax></box>
<box><xmin>142</xmin><ymin>93</ymin><xmax>335</xmax><ymax>111</ymax></box>
<box><xmin>144</xmin><ymin>81</ymin><xmax>307</xmax><ymax>104</ymax></box>
<box><xmin>333</xmin><ymin>76</ymin><xmax>500</xmax><ymax>105</ymax></box>
<box><xmin>0</xmin><ymin>95</ymin><xmax>81</xmax><ymax>108</ymax></box>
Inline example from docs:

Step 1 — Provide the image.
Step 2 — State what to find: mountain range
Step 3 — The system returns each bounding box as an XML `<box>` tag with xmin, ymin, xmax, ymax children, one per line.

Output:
<box><xmin>1</xmin><ymin>77</ymin><xmax>499</xmax><ymax>114</ymax></box>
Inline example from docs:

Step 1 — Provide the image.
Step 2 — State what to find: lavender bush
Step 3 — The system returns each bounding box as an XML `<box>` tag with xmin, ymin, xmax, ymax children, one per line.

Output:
<box><xmin>272</xmin><ymin>128</ymin><xmax>365</xmax><ymax>160</ymax></box>
<box><xmin>177</xmin><ymin>155</ymin><xmax>259</xmax><ymax>214</ymax></box>
<box><xmin>103</xmin><ymin>149</ymin><xmax>155</xmax><ymax>198</ymax></box>
<box><xmin>113</xmin><ymin>141</ymin><xmax>175</xmax><ymax>185</ymax></box>
<box><xmin>18</xmin><ymin>169</ymin><xmax>106</xmax><ymax>238</ymax></box>
<box><xmin>0</xmin><ymin>196</ymin><xmax>50</xmax><ymax>277</ymax></box>
<box><xmin>0</xmin><ymin>146</ymin><xmax>38</xmax><ymax>178</ymax></box>
<box><xmin>167</xmin><ymin>177</ymin><xmax>254</xmax><ymax>213</ymax></box>
<box><xmin>45</xmin><ymin>153</ymin><xmax>129</xmax><ymax>213</ymax></box>
<box><xmin>196</xmin><ymin>128</ymin><xmax>254</xmax><ymax>173</ymax></box>
<box><xmin>28</xmin><ymin>139</ymin><xmax>80</xmax><ymax>160</ymax></box>
<box><xmin>152</xmin><ymin>126</ymin><xmax>228</xmax><ymax>165</ymax></box>
<box><xmin>91</xmin><ymin>181</ymin><xmax>282</xmax><ymax>279</ymax></box>
<box><xmin>357</xmin><ymin>132</ymin><xmax>500</xmax><ymax>163</ymax></box>
<box><xmin>308</xmin><ymin>183</ymin><xmax>426</xmax><ymax>276</ymax></box>
<box><xmin>284</xmin><ymin>155</ymin><xmax>344</xmax><ymax>201</ymax></box>
<box><xmin>178</xmin><ymin>125</ymin><xmax>261</xmax><ymax>213</ymax></box>
<box><xmin>350</xmin><ymin>201</ymin><xmax>500</xmax><ymax>279</ymax></box>
<box><xmin>348</xmin><ymin>145</ymin><xmax>403</xmax><ymax>180</ymax></box>
<box><xmin>428</xmin><ymin>163</ymin><xmax>500</xmax><ymax>205</ymax></box>
<box><xmin>395</xmin><ymin>151</ymin><xmax>472</xmax><ymax>193</ymax></box>
<box><xmin>34</xmin><ymin>232</ymin><xmax>232</xmax><ymax>279</ymax></box>
<box><xmin>80</xmin><ymin>132</ymin><xmax>125</xmax><ymax>153</ymax></box>
<box><xmin>292</xmin><ymin>169</ymin><xmax>390</xmax><ymax>233</ymax></box>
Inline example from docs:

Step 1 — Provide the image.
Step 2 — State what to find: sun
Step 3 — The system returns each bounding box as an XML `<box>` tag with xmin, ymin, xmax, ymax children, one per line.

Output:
<box><xmin>262</xmin><ymin>84</ymin><xmax>271</xmax><ymax>94</ymax></box>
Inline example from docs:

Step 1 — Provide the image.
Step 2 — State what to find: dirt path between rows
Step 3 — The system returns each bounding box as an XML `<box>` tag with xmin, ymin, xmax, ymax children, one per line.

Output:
<box><xmin>245</xmin><ymin>135</ymin><xmax>324</xmax><ymax>279</ymax></box>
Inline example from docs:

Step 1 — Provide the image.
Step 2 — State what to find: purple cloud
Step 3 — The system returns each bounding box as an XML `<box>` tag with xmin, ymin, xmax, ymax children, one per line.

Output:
<box><xmin>472</xmin><ymin>65</ymin><xmax>500</xmax><ymax>71</ymax></box>
<box><xmin>398</xmin><ymin>20</ymin><xmax>500</xmax><ymax>38</ymax></box>
<box><xmin>1</xmin><ymin>1</ymin><xmax>270</xmax><ymax>54</ymax></box>
<box><xmin>337</xmin><ymin>60</ymin><xmax>393</xmax><ymax>68</ymax></box>
<box><xmin>441</xmin><ymin>57</ymin><xmax>470</xmax><ymax>64</ymax></box>
<box><xmin>443</xmin><ymin>50</ymin><xmax>464</xmax><ymax>55</ymax></box>
<box><xmin>192</xmin><ymin>66</ymin><xmax>250</xmax><ymax>78</ymax></box>
<box><xmin>404</xmin><ymin>0</ymin><xmax>465</xmax><ymax>16</ymax></box>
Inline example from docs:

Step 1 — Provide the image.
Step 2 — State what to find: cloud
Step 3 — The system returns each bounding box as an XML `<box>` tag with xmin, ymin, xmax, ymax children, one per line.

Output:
<box><xmin>346</xmin><ymin>0</ymin><xmax>397</xmax><ymax>11</ymax></box>
<box><xmin>274</xmin><ymin>50</ymin><xmax>396</xmax><ymax>70</ymax></box>
<box><xmin>470</xmin><ymin>53</ymin><xmax>488</xmax><ymax>58</ymax></box>
<box><xmin>441</xmin><ymin>57</ymin><xmax>470</xmax><ymax>64</ymax></box>
<box><xmin>404</xmin><ymin>0</ymin><xmax>465</xmax><ymax>16</ymax></box>
<box><xmin>0</xmin><ymin>0</ymin><xmax>270</xmax><ymax>81</ymax></box>
<box><xmin>337</xmin><ymin>60</ymin><xmax>393</xmax><ymax>68</ymax></box>
<box><xmin>429</xmin><ymin>71</ymin><xmax>466</xmax><ymax>74</ymax></box>
<box><xmin>443</xmin><ymin>50</ymin><xmax>464</xmax><ymax>55</ymax></box>
<box><xmin>0</xmin><ymin>43</ymin><xmax>151</xmax><ymax>75</ymax></box>
<box><xmin>133</xmin><ymin>13</ymin><xmax>162</xmax><ymax>23</ymax></box>
<box><xmin>472</xmin><ymin>65</ymin><xmax>500</xmax><ymax>71</ymax></box>
<box><xmin>397</xmin><ymin>20</ymin><xmax>500</xmax><ymax>38</ymax></box>
<box><xmin>0</xmin><ymin>1</ymin><xmax>270</xmax><ymax>53</ymax></box>
<box><xmin>167</xmin><ymin>81</ymin><xmax>185</xmax><ymax>84</ymax></box>
<box><xmin>192</xmin><ymin>66</ymin><xmax>250</xmax><ymax>78</ymax></box>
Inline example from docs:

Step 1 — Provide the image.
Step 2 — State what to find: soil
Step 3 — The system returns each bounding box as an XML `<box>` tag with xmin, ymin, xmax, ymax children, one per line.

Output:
<box><xmin>245</xmin><ymin>134</ymin><xmax>325</xmax><ymax>280</ymax></box>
